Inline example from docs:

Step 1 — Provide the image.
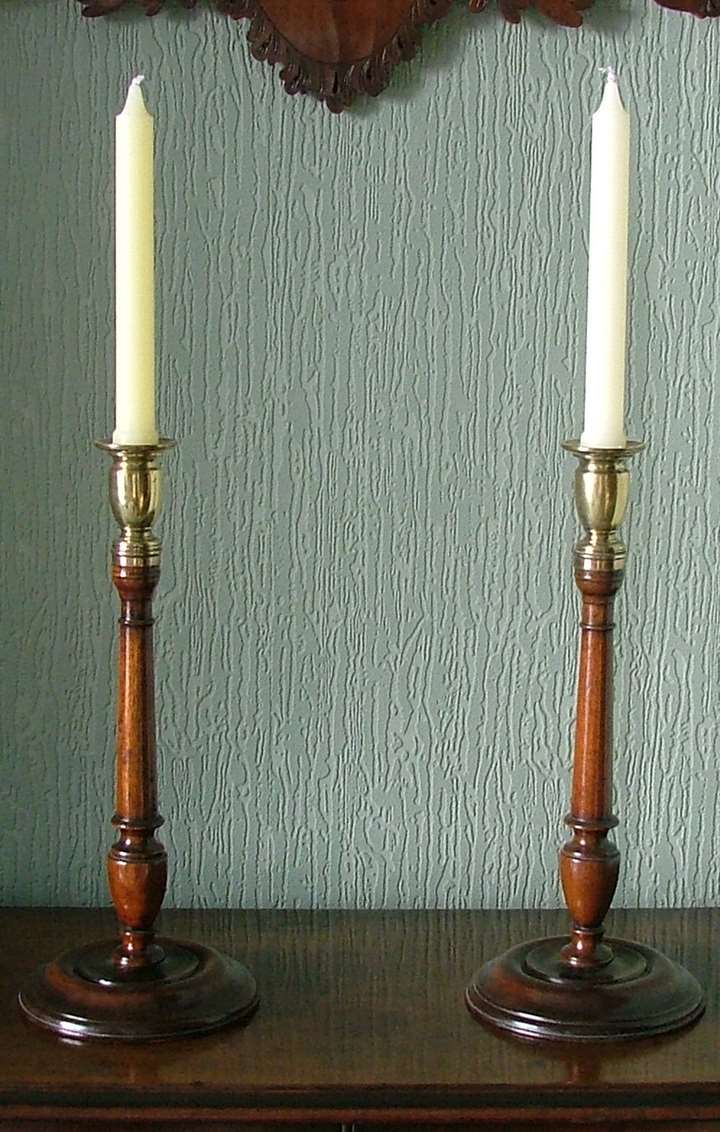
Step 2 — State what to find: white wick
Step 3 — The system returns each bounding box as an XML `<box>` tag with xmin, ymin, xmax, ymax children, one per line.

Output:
<box><xmin>601</xmin><ymin>65</ymin><xmax>618</xmax><ymax>83</ymax></box>
<box><xmin>131</xmin><ymin>74</ymin><xmax>145</xmax><ymax>88</ymax></box>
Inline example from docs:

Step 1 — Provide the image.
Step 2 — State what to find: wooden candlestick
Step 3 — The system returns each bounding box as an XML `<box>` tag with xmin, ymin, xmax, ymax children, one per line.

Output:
<box><xmin>466</xmin><ymin>441</ymin><xmax>704</xmax><ymax>1041</ymax></box>
<box><xmin>18</xmin><ymin>441</ymin><xmax>259</xmax><ymax>1040</ymax></box>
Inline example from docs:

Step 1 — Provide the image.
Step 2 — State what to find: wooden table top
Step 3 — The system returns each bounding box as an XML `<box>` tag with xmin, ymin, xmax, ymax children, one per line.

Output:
<box><xmin>1</xmin><ymin>906</ymin><xmax>719</xmax><ymax>1126</ymax></box>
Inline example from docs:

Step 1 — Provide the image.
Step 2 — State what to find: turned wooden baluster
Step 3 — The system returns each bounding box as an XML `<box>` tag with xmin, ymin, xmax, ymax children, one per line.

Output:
<box><xmin>104</xmin><ymin>443</ymin><xmax>172</xmax><ymax>975</ymax></box>
<box><xmin>17</xmin><ymin>436</ymin><xmax>259</xmax><ymax>1040</ymax></box>
<box><xmin>558</xmin><ymin>443</ymin><xmax>635</xmax><ymax>973</ymax></box>
<box><xmin>560</xmin><ymin>565</ymin><xmax>622</xmax><ymax>970</ymax></box>
<box><xmin>465</xmin><ymin>437</ymin><xmax>704</xmax><ymax>1041</ymax></box>
<box><xmin>109</xmin><ymin>560</ymin><xmax>167</xmax><ymax>972</ymax></box>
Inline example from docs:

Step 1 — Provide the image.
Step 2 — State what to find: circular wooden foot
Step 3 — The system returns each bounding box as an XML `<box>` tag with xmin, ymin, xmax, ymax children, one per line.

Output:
<box><xmin>18</xmin><ymin>937</ymin><xmax>259</xmax><ymax>1041</ymax></box>
<box><xmin>466</xmin><ymin>936</ymin><xmax>704</xmax><ymax>1042</ymax></box>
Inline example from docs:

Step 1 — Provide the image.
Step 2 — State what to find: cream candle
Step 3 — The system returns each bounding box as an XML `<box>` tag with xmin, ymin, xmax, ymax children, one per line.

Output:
<box><xmin>581</xmin><ymin>68</ymin><xmax>630</xmax><ymax>449</ymax></box>
<box><xmin>114</xmin><ymin>76</ymin><xmax>158</xmax><ymax>447</ymax></box>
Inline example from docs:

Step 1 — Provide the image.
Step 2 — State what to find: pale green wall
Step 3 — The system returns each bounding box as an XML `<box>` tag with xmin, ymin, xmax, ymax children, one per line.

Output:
<box><xmin>1</xmin><ymin>0</ymin><xmax>719</xmax><ymax>909</ymax></box>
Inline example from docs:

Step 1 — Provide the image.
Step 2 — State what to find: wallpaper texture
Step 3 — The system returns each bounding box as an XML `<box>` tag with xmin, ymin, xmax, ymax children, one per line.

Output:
<box><xmin>1</xmin><ymin>0</ymin><xmax>719</xmax><ymax>910</ymax></box>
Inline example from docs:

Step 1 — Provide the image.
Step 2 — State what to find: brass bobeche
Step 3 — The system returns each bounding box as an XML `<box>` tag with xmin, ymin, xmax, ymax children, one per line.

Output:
<box><xmin>95</xmin><ymin>439</ymin><xmax>176</xmax><ymax>568</ymax></box>
<box><xmin>562</xmin><ymin>439</ymin><xmax>644</xmax><ymax>573</ymax></box>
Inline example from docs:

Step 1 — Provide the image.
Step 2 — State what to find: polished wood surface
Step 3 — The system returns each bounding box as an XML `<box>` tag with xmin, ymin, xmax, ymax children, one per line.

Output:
<box><xmin>109</xmin><ymin>562</ymin><xmax>167</xmax><ymax>970</ymax></box>
<box><xmin>3</xmin><ymin>907</ymin><xmax>720</xmax><ymax>1127</ymax></box>
<box><xmin>560</xmin><ymin>566</ymin><xmax>623</xmax><ymax>968</ymax></box>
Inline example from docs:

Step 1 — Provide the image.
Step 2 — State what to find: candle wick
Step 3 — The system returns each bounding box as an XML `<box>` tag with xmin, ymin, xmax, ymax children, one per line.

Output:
<box><xmin>600</xmin><ymin>64</ymin><xmax>618</xmax><ymax>83</ymax></box>
<box><xmin>131</xmin><ymin>74</ymin><xmax>146</xmax><ymax>89</ymax></box>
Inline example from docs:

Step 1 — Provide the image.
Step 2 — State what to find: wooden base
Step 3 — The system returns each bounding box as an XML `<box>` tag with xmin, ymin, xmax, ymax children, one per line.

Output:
<box><xmin>466</xmin><ymin>935</ymin><xmax>704</xmax><ymax>1042</ymax></box>
<box><xmin>18</xmin><ymin>936</ymin><xmax>258</xmax><ymax>1041</ymax></box>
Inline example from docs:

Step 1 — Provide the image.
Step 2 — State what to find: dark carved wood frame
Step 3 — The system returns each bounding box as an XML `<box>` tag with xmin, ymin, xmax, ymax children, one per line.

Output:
<box><xmin>78</xmin><ymin>0</ymin><xmax>718</xmax><ymax>111</ymax></box>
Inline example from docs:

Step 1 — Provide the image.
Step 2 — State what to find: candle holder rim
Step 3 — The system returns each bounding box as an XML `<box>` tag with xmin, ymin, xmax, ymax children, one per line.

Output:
<box><xmin>562</xmin><ymin>438</ymin><xmax>645</xmax><ymax>457</ymax></box>
<box><xmin>95</xmin><ymin>437</ymin><xmax>178</xmax><ymax>454</ymax></box>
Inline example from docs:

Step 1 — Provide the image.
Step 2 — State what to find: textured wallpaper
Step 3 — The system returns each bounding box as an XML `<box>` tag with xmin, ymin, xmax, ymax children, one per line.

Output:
<box><xmin>1</xmin><ymin>0</ymin><xmax>719</xmax><ymax>910</ymax></box>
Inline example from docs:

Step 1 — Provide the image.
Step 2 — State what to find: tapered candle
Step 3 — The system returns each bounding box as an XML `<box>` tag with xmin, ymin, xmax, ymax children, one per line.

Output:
<box><xmin>113</xmin><ymin>76</ymin><xmax>158</xmax><ymax>447</ymax></box>
<box><xmin>581</xmin><ymin>68</ymin><xmax>630</xmax><ymax>449</ymax></box>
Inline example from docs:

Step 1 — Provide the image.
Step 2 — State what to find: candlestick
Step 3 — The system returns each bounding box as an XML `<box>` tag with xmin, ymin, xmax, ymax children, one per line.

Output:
<box><xmin>114</xmin><ymin>76</ymin><xmax>158</xmax><ymax>447</ymax></box>
<box><xmin>465</xmin><ymin>440</ymin><xmax>703</xmax><ymax>1041</ymax></box>
<box><xmin>581</xmin><ymin>68</ymin><xmax>630</xmax><ymax>449</ymax></box>
<box><xmin>18</xmin><ymin>440</ymin><xmax>258</xmax><ymax>1040</ymax></box>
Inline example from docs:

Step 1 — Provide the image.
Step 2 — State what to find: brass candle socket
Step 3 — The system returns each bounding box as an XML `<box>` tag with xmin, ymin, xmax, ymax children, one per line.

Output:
<box><xmin>96</xmin><ymin>438</ymin><xmax>177</xmax><ymax>567</ymax></box>
<box><xmin>562</xmin><ymin>439</ymin><xmax>644</xmax><ymax>574</ymax></box>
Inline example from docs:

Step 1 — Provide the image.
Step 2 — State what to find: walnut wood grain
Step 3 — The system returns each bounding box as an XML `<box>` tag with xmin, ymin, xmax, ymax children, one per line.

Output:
<box><xmin>4</xmin><ymin>908</ymin><xmax>720</xmax><ymax>1127</ymax></box>
<box><xmin>559</xmin><ymin>566</ymin><xmax>623</xmax><ymax>969</ymax></box>
<box><xmin>109</xmin><ymin>562</ymin><xmax>167</xmax><ymax>969</ymax></box>
<box><xmin>359</xmin><ymin>1125</ymin><xmax>720</xmax><ymax>1131</ymax></box>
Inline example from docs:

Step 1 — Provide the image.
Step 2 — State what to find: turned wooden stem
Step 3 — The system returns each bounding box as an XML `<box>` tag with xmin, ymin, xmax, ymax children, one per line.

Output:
<box><xmin>465</xmin><ymin>440</ymin><xmax>703</xmax><ymax>1041</ymax></box>
<box><xmin>17</xmin><ymin>436</ymin><xmax>258</xmax><ymax>1040</ymax></box>
<box><xmin>560</xmin><ymin>565</ymin><xmax>623</xmax><ymax>970</ymax></box>
<box><xmin>108</xmin><ymin>561</ymin><xmax>167</xmax><ymax>971</ymax></box>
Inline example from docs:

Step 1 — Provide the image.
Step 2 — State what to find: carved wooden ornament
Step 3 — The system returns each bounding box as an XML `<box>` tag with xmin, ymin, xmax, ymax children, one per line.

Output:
<box><xmin>78</xmin><ymin>0</ymin><xmax>717</xmax><ymax>112</ymax></box>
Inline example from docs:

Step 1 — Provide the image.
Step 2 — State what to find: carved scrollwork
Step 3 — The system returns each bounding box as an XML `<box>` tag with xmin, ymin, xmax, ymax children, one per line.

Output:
<box><xmin>468</xmin><ymin>0</ymin><xmax>589</xmax><ymax>25</ymax></box>
<box><xmin>654</xmin><ymin>0</ymin><xmax>719</xmax><ymax>14</ymax></box>
<box><xmin>76</xmin><ymin>0</ymin><xmax>712</xmax><ymax>111</ymax></box>
<box><xmin>217</xmin><ymin>0</ymin><xmax>462</xmax><ymax>113</ymax></box>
